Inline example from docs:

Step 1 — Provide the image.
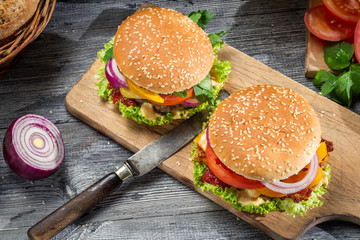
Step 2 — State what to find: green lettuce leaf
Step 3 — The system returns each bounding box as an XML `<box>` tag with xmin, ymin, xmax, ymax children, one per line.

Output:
<box><xmin>192</xmin><ymin>156</ymin><xmax>331</xmax><ymax>216</ymax></box>
<box><xmin>95</xmin><ymin>65</ymin><xmax>112</xmax><ymax>100</ymax></box>
<box><xmin>95</xmin><ymin>78</ymin><xmax>112</xmax><ymax>100</ymax></box>
<box><xmin>118</xmin><ymin>101</ymin><xmax>209</xmax><ymax>126</ymax></box>
<box><xmin>211</xmin><ymin>42</ymin><xmax>232</xmax><ymax>83</ymax></box>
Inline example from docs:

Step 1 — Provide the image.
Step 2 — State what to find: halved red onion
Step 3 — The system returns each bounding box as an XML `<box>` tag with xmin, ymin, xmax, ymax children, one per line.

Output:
<box><xmin>181</xmin><ymin>97</ymin><xmax>201</xmax><ymax>107</ymax></box>
<box><xmin>105</xmin><ymin>58</ymin><xmax>128</xmax><ymax>88</ymax></box>
<box><xmin>3</xmin><ymin>114</ymin><xmax>65</xmax><ymax>180</ymax></box>
<box><xmin>261</xmin><ymin>154</ymin><xmax>319</xmax><ymax>194</ymax></box>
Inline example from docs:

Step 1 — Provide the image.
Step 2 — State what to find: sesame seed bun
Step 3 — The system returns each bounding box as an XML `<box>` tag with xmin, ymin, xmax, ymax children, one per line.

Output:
<box><xmin>207</xmin><ymin>85</ymin><xmax>321</xmax><ymax>182</ymax></box>
<box><xmin>113</xmin><ymin>7</ymin><xmax>214</xmax><ymax>94</ymax></box>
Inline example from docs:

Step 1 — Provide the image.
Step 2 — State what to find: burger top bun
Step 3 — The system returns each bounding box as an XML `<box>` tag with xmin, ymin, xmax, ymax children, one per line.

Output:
<box><xmin>113</xmin><ymin>7</ymin><xmax>214</xmax><ymax>94</ymax></box>
<box><xmin>208</xmin><ymin>85</ymin><xmax>321</xmax><ymax>182</ymax></box>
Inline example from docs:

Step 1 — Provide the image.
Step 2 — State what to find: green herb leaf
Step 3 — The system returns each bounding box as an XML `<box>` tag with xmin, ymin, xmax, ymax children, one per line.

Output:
<box><xmin>194</xmin><ymin>74</ymin><xmax>215</xmax><ymax>104</ymax></box>
<box><xmin>323</xmin><ymin>41</ymin><xmax>354</xmax><ymax>70</ymax></box>
<box><xmin>349</xmin><ymin>64</ymin><xmax>360</xmax><ymax>97</ymax></box>
<box><xmin>208</xmin><ymin>30</ymin><xmax>229</xmax><ymax>47</ymax></box>
<box><xmin>314</xmin><ymin>70</ymin><xmax>337</xmax><ymax>86</ymax></box>
<box><xmin>313</xmin><ymin>69</ymin><xmax>338</xmax><ymax>96</ymax></box>
<box><xmin>315</xmin><ymin>69</ymin><xmax>358</xmax><ymax>107</ymax></box>
<box><xmin>331</xmin><ymin>72</ymin><xmax>354</xmax><ymax>107</ymax></box>
<box><xmin>103</xmin><ymin>46</ymin><xmax>114</xmax><ymax>63</ymax></box>
<box><xmin>314</xmin><ymin>41</ymin><xmax>360</xmax><ymax>107</ymax></box>
<box><xmin>173</xmin><ymin>90</ymin><xmax>188</xmax><ymax>98</ymax></box>
<box><xmin>320</xmin><ymin>76</ymin><xmax>338</xmax><ymax>95</ymax></box>
<box><xmin>188</xmin><ymin>13</ymin><xmax>202</xmax><ymax>24</ymax></box>
<box><xmin>187</xmin><ymin>10</ymin><xmax>214</xmax><ymax>29</ymax></box>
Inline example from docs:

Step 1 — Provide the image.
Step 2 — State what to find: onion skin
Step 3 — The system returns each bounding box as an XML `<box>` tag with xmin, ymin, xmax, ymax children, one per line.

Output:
<box><xmin>3</xmin><ymin>115</ymin><xmax>64</xmax><ymax>180</ymax></box>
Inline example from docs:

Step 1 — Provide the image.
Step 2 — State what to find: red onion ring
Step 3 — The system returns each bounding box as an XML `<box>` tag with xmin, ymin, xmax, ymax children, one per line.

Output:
<box><xmin>3</xmin><ymin>114</ymin><xmax>65</xmax><ymax>180</ymax></box>
<box><xmin>106</xmin><ymin>58</ymin><xmax>128</xmax><ymax>88</ymax></box>
<box><xmin>206</xmin><ymin>127</ymin><xmax>211</xmax><ymax>148</ymax></box>
<box><xmin>181</xmin><ymin>97</ymin><xmax>201</xmax><ymax>107</ymax></box>
<box><xmin>260</xmin><ymin>154</ymin><xmax>319</xmax><ymax>194</ymax></box>
<box><xmin>105</xmin><ymin>61</ymin><xmax>116</xmax><ymax>88</ymax></box>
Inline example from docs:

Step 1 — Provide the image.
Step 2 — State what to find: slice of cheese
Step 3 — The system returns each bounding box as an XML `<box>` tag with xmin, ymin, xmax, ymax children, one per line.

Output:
<box><xmin>194</xmin><ymin>129</ymin><xmax>207</xmax><ymax>152</ymax></box>
<box><xmin>315</xmin><ymin>168</ymin><xmax>329</xmax><ymax>188</ymax></box>
<box><xmin>120</xmin><ymin>88</ymin><xmax>142</xmax><ymax>99</ymax></box>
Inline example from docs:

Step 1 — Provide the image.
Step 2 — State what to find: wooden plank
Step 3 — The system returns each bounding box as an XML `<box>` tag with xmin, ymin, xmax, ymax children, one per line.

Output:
<box><xmin>65</xmin><ymin>37</ymin><xmax>360</xmax><ymax>239</ymax></box>
<box><xmin>304</xmin><ymin>0</ymin><xmax>331</xmax><ymax>78</ymax></box>
<box><xmin>1</xmin><ymin>1</ymin><xmax>359</xmax><ymax>239</ymax></box>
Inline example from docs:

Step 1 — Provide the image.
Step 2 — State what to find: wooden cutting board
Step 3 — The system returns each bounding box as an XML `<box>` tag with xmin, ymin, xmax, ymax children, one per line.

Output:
<box><xmin>305</xmin><ymin>0</ymin><xmax>335</xmax><ymax>78</ymax></box>
<box><xmin>65</xmin><ymin>5</ymin><xmax>360</xmax><ymax>240</ymax></box>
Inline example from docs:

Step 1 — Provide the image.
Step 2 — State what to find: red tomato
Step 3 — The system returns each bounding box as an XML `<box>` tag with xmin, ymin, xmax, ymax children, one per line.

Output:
<box><xmin>108</xmin><ymin>84</ymin><xmax>138</xmax><ymax>106</ymax></box>
<box><xmin>201</xmin><ymin>167</ymin><xmax>230</xmax><ymax>189</ymax></box>
<box><xmin>305</xmin><ymin>5</ymin><xmax>355</xmax><ymax>41</ymax></box>
<box><xmin>323</xmin><ymin>0</ymin><xmax>360</xmax><ymax>24</ymax></box>
<box><xmin>354</xmin><ymin>21</ymin><xmax>360</xmax><ymax>63</ymax></box>
<box><xmin>154</xmin><ymin>88</ymin><xmax>194</xmax><ymax>106</ymax></box>
<box><xmin>205</xmin><ymin>142</ymin><xmax>264</xmax><ymax>189</ymax></box>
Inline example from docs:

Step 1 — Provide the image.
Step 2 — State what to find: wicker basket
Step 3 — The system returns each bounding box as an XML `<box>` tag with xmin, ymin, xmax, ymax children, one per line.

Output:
<box><xmin>0</xmin><ymin>0</ymin><xmax>56</xmax><ymax>75</ymax></box>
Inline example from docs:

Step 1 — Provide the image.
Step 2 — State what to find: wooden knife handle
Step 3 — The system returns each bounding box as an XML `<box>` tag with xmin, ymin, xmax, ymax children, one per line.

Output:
<box><xmin>27</xmin><ymin>172</ymin><xmax>122</xmax><ymax>240</ymax></box>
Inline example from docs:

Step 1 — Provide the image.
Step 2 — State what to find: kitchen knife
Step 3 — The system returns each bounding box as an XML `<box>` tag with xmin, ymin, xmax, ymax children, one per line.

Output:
<box><xmin>27</xmin><ymin>89</ymin><xmax>230</xmax><ymax>240</ymax></box>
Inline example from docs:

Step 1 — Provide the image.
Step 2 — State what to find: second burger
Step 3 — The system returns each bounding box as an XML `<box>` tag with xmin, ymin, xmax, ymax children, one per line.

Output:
<box><xmin>192</xmin><ymin>85</ymin><xmax>333</xmax><ymax>216</ymax></box>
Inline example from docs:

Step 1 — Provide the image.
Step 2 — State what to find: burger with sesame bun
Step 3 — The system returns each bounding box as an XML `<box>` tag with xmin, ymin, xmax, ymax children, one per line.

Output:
<box><xmin>96</xmin><ymin>7</ymin><xmax>231</xmax><ymax>125</ymax></box>
<box><xmin>192</xmin><ymin>85</ymin><xmax>333</xmax><ymax>216</ymax></box>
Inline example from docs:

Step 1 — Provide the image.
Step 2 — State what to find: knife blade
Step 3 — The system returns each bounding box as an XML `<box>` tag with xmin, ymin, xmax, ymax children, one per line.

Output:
<box><xmin>127</xmin><ymin>104</ymin><xmax>210</xmax><ymax>176</ymax></box>
<box><xmin>27</xmin><ymin>89</ymin><xmax>230</xmax><ymax>240</ymax></box>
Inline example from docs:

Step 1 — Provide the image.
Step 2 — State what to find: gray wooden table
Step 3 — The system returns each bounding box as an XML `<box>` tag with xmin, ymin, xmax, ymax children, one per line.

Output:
<box><xmin>1</xmin><ymin>1</ymin><xmax>359</xmax><ymax>239</ymax></box>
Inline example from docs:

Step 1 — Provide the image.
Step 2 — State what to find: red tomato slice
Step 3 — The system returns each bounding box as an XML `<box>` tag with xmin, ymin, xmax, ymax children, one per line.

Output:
<box><xmin>153</xmin><ymin>88</ymin><xmax>194</xmax><ymax>106</ymax></box>
<box><xmin>354</xmin><ymin>21</ymin><xmax>360</xmax><ymax>63</ymax></box>
<box><xmin>205</xmin><ymin>142</ymin><xmax>264</xmax><ymax>189</ymax></box>
<box><xmin>305</xmin><ymin>5</ymin><xmax>355</xmax><ymax>41</ymax></box>
<box><xmin>323</xmin><ymin>0</ymin><xmax>360</xmax><ymax>24</ymax></box>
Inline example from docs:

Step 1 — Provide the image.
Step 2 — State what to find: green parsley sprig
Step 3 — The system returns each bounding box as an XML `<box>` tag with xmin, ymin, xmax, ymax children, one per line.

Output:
<box><xmin>208</xmin><ymin>30</ymin><xmax>230</xmax><ymax>47</ymax></box>
<box><xmin>193</xmin><ymin>74</ymin><xmax>215</xmax><ymax>104</ymax></box>
<box><xmin>187</xmin><ymin>10</ymin><xmax>230</xmax><ymax>104</ymax></box>
<box><xmin>173</xmin><ymin>90</ymin><xmax>188</xmax><ymax>98</ymax></box>
<box><xmin>103</xmin><ymin>46</ymin><xmax>114</xmax><ymax>63</ymax></box>
<box><xmin>187</xmin><ymin>10</ymin><xmax>214</xmax><ymax>30</ymax></box>
<box><xmin>314</xmin><ymin>41</ymin><xmax>360</xmax><ymax>107</ymax></box>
